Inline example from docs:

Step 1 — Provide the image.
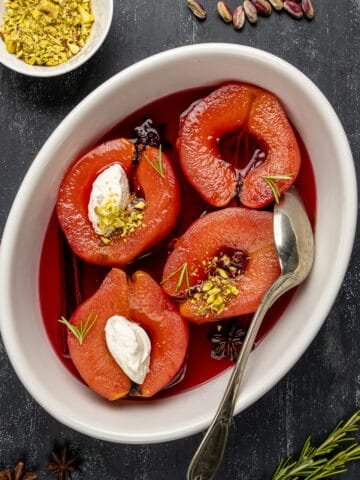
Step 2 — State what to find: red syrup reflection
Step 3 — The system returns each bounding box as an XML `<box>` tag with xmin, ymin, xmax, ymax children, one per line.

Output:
<box><xmin>39</xmin><ymin>85</ymin><xmax>316</xmax><ymax>399</ymax></box>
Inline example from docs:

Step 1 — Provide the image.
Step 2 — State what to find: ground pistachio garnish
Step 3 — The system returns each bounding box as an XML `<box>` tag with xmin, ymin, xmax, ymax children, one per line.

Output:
<box><xmin>190</xmin><ymin>250</ymin><xmax>248</xmax><ymax>316</ymax></box>
<box><xmin>0</xmin><ymin>0</ymin><xmax>95</xmax><ymax>66</ymax></box>
<box><xmin>95</xmin><ymin>194</ymin><xmax>146</xmax><ymax>244</ymax></box>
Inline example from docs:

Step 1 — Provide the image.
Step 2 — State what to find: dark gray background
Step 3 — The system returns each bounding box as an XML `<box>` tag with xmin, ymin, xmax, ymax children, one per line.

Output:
<box><xmin>0</xmin><ymin>1</ymin><xmax>359</xmax><ymax>478</ymax></box>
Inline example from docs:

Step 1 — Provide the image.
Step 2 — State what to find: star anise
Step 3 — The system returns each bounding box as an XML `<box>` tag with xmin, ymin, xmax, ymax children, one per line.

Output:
<box><xmin>209</xmin><ymin>320</ymin><xmax>247</xmax><ymax>361</ymax></box>
<box><xmin>133</xmin><ymin>118</ymin><xmax>160</xmax><ymax>147</ymax></box>
<box><xmin>42</xmin><ymin>446</ymin><xmax>79</xmax><ymax>480</ymax></box>
<box><xmin>0</xmin><ymin>461</ymin><xmax>37</xmax><ymax>480</ymax></box>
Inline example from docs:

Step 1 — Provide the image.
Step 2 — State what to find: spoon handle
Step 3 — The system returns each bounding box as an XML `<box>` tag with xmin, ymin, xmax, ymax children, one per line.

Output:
<box><xmin>187</xmin><ymin>273</ymin><xmax>295</xmax><ymax>480</ymax></box>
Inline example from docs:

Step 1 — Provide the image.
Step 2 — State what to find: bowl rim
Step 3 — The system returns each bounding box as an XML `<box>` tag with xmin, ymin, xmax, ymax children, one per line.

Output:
<box><xmin>0</xmin><ymin>0</ymin><xmax>114</xmax><ymax>77</ymax></box>
<box><xmin>0</xmin><ymin>43</ymin><xmax>358</xmax><ymax>443</ymax></box>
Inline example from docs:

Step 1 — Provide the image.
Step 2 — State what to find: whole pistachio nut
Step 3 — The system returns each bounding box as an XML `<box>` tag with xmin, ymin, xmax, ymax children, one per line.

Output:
<box><xmin>243</xmin><ymin>0</ymin><xmax>258</xmax><ymax>23</ymax></box>
<box><xmin>268</xmin><ymin>0</ymin><xmax>284</xmax><ymax>10</ymax></box>
<box><xmin>233</xmin><ymin>5</ymin><xmax>246</xmax><ymax>30</ymax></box>
<box><xmin>251</xmin><ymin>0</ymin><xmax>272</xmax><ymax>16</ymax></box>
<box><xmin>217</xmin><ymin>1</ymin><xmax>233</xmax><ymax>23</ymax></box>
<box><xmin>187</xmin><ymin>0</ymin><xmax>207</xmax><ymax>20</ymax></box>
<box><xmin>302</xmin><ymin>0</ymin><xmax>314</xmax><ymax>19</ymax></box>
<box><xmin>283</xmin><ymin>0</ymin><xmax>303</xmax><ymax>18</ymax></box>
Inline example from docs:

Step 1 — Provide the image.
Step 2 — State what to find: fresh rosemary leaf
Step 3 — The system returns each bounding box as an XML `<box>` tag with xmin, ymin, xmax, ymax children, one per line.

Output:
<box><xmin>144</xmin><ymin>144</ymin><xmax>165</xmax><ymax>178</ymax></box>
<box><xmin>58</xmin><ymin>310</ymin><xmax>97</xmax><ymax>345</ymax></box>
<box><xmin>272</xmin><ymin>409</ymin><xmax>360</xmax><ymax>479</ymax></box>
<box><xmin>161</xmin><ymin>262</ymin><xmax>191</xmax><ymax>293</ymax></box>
<box><xmin>262</xmin><ymin>174</ymin><xmax>293</xmax><ymax>203</ymax></box>
<box><xmin>176</xmin><ymin>262</ymin><xmax>190</xmax><ymax>292</ymax></box>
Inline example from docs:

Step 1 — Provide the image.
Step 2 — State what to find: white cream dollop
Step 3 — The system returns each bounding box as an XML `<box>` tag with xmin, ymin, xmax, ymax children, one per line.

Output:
<box><xmin>88</xmin><ymin>163</ymin><xmax>130</xmax><ymax>237</ymax></box>
<box><xmin>105</xmin><ymin>315</ymin><xmax>151</xmax><ymax>384</ymax></box>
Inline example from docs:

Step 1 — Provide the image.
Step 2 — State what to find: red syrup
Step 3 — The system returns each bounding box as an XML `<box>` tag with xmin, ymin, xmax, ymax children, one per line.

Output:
<box><xmin>39</xmin><ymin>85</ymin><xmax>317</xmax><ymax>398</ymax></box>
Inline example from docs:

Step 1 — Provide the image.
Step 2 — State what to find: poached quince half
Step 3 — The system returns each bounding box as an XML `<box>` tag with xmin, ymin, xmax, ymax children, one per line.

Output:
<box><xmin>66</xmin><ymin>268</ymin><xmax>189</xmax><ymax>400</ymax></box>
<box><xmin>57</xmin><ymin>138</ymin><xmax>180</xmax><ymax>267</ymax></box>
<box><xmin>177</xmin><ymin>82</ymin><xmax>301</xmax><ymax>208</ymax></box>
<box><xmin>161</xmin><ymin>207</ymin><xmax>281</xmax><ymax>324</ymax></box>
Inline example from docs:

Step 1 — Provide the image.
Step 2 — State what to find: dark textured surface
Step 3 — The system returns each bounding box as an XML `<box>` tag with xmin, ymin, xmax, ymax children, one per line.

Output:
<box><xmin>0</xmin><ymin>1</ymin><xmax>359</xmax><ymax>479</ymax></box>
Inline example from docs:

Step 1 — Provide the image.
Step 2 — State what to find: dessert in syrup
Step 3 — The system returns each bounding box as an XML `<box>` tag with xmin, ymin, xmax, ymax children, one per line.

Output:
<box><xmin>42</xmin><ymin>82</ymin><xmax>315</xmax><ymax>400</ymax></box>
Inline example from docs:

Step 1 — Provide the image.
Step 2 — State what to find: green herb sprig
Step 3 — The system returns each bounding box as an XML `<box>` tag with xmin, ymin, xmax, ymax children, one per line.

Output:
<box><xmin>262</xmin><ymin>174</ymin><xmax>293</xmax><ymax>203</ymax></box>
<box><xmin>145</xmin><ymin>144</ymin><xmax>165</xmax><ymax>178</ymax></box>
<box><xmin>272</xmin><ymin>409</ymin><xmax>360</xmax><ymax>479</ymax></box>
<box><xmin>58</xmin><ymin>311</ymin><xmax>97</xmax><ymax>345</ymax></box>
<box><xmin>161</xmin><ymin>262</ymin><xmax>190</xmax><ymax>293</ymax></box>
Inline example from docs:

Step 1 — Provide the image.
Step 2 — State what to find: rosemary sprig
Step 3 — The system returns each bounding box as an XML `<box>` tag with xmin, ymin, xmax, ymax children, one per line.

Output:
<box><xmin>145</xmin><ymin>144</ymin><xmax>165</xmax><ymax>178</ymax></box>
<box><xmin>161</xmin><ymin>262</ymin><xmax>191</xmax><ymax>293</ymax></box>
<box><xmin>58</xmin><ymin>310</ymin><xmax>97</xmax><ymax>345</ymax></box>
<box><xmin>262</xmin><ymin>174</ymin><xmax>293</xmax><ymax>203</ymax></box>
<box><xmin>272</xmin><ymin>409</ymin><xmax>360</xmax><ymax>479</ymax></box>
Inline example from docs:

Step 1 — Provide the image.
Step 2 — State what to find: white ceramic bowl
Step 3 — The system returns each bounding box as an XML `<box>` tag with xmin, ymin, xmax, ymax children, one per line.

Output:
<box><xmin>0</xmin><ymin>44</ymin><xmax>357</xmax><ymax>443</ymax></box>
<box><xmin>0</xmin><ymin>0</ymin><xmax>113</xmax><ymax>77</ymax></box>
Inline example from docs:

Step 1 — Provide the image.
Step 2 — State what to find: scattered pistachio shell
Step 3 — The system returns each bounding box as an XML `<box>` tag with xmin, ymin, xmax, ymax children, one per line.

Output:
<box><xmin>187</xmin><ymin>0</ymin><xmax>207</xmax><ymax>20</ymax></box>
<box><xmin>243</xmin><ymin>0</ymin><xmax>258</xmax><ymax>23</ymax></box>
<box><xmin>283</xmin><ymin>0</ymin><xmax>303</xmax><ymax>18</ymax></box>
<box><xmin>268</xmin><ymin>0</ymin><xmax>284</xmax><ymax>11</ymax></box>
<box><xmin>251</xmin><ymin>0</ymin><xmax>272</xmax><ymax>16</ymax></box>
<box><xmin>217</xmin><ymin>1</ymin><xmax>233</xmax><ymax>24</ymax></box>
<box><xmin>302</xmin><ymin>0</ymin><xmax>314</xmax><ymax>19</ymax></box>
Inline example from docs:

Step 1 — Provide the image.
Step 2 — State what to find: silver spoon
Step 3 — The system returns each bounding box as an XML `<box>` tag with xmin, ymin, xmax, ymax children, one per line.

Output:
<box><xmin>187</xmin><ymin>188</ymin><xmax>314</xmax><ymax>480</ymax></box>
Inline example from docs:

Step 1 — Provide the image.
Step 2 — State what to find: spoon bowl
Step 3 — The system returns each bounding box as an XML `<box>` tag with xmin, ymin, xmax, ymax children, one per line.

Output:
<box><xmin>274</xmin><ymin>189</ymin><xmax>314</xmax><ymax>280</ymax></box>
<box><xmin>187</xmin><ymin>188</ymin><xmax>315</xmax><ymax>480</ymax></box>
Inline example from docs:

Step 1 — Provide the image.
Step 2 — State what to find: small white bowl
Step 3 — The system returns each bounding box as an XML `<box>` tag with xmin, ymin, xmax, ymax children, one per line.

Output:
<box><xmin>0</xmin><ymin>0</ymin><xmax>113</xmax><ymax>77</ymax></box>
<box><xmin>0</xmin><ymin>44</ymin><xmax>357</xmax><ymax>443</ymax></box>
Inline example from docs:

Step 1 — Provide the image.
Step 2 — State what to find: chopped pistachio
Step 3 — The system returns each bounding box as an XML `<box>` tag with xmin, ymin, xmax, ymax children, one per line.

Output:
<box><xmin>0</xmin><ymin>0</ymin><xmax>95</xmax><ymax>66</ymax></box>
<box><xmin>78</xmin><ymin>4</ymin><xmax>93</xmax><ymax>23</ymax></box>
<box><xmin>189</xmin><ymin>252</ymin><xmax>247</xmax><ymax>317</ymax></box>
<box><xmin>4</xmin><ymin>37</ymin><xmax>16</xmax><ymax>53</ymax></box>
<box><xmin>38</xmin><ymin>1</ymin><xmax>59</xmax><ymax>19</ymax></box>
<box><xmin>216</xmin><ymin>267</ymin><xmax>229</xmax><ymax>279</ymax></box>
<box><xmin>206</xmin><ymin>294</ymin><xmax>216</xmax><ymax>304</ymax></box>
<box><xmin>100</xmin><ymin>236</ymin><xmax>111</xmax><ymax>245</ymax></box>
<box><xmin>131</xmin><ymin>198</ymin><xmax>146</xmax><ymax>210</ymax></box>
<box><xmin>68</xmin><ymin>42</ymin><xmax>80</xmax><ymax>55</ymax></box>
<box><xmin>93</xmin><ymin>192</ymin><xmax>146</xmax><ymax>244</ymax></box>
<box><xmin>201</xmin><ymin>281</ymin><xmax>213</xmax><ymax>292</ymax></box>
<box><xmin>208</xmin><ymin>287</ymin><xmax>221</xmax><ymax>296</ymax></box>
<box><xmin>212</xmin><ymin>296</ymin><xmax>225</xmax><ymax>307</ymax></box>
